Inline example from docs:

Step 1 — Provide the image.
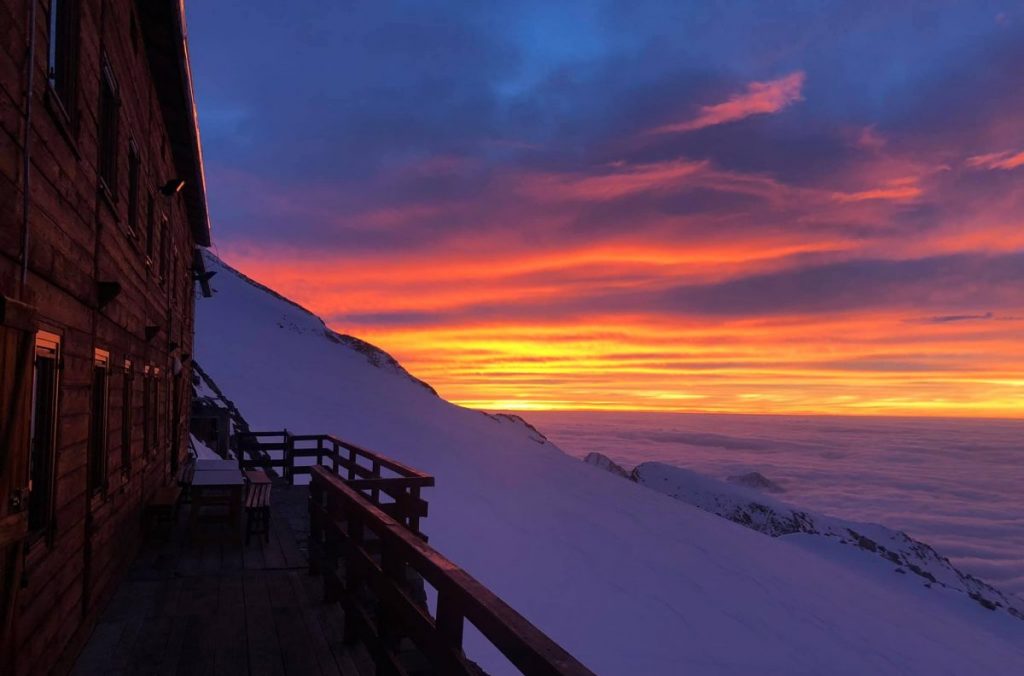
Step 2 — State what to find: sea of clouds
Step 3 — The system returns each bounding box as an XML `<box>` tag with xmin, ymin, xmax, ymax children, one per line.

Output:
<box><xmin>522</xmin><ymin>411</ymin><xmax>1024</xmax><ymax>598</ymax></box>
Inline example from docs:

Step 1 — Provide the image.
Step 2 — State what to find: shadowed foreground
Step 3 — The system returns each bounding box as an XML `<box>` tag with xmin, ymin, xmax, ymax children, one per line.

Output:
<box><xmin>71</xmin><ymin>483</ymin><xmax>375</xmax><ymax>676</ymax></box>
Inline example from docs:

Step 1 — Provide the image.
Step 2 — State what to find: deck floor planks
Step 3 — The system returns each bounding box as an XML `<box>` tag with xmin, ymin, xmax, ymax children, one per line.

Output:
<box><xmin>71</xmin><ymin>483</ymin><xmax>363</xmax><ymax>676</ymax></box>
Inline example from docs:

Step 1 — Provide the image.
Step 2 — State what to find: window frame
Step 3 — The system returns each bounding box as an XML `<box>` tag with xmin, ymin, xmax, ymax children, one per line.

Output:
<box><xmin>120</xmin><ymin>358</ymin><xmax>133</xmax><ymax>479</ymax></box>
<box><xmin>88</xmin><ymin>348</ymin><xmax>110</xmax><ymax>496</ymax></box>
<box><xmin>27</xmin><ymin>330</ymin><xmax>62</xmax><ymax>540</ymax></box>
<box><xmin>46</xmin><ymin>0</ymin><xmax>80</xmax><ymax>121</ymax></box>
<box><xmin>159</xmin><ymin>215</ymin><xmax>170</xmax><ymax>283</ymax></box>
<box><xmin>145</xmin><ymin>195</ymin><xmax>156</xmax><ymax>264</ymax></box>
<box><xmin>97</xmin><ymin>57</ymin><xmax>120</xmax><ymax>199</ymax></box>
<box><xmin>126</xmin><ymin>138</ymin><xmax>141</xmax><ymax>236</ymax></box>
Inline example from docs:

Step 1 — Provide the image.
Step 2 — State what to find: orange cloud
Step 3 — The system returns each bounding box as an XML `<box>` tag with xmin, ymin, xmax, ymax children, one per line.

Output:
<box><xmin>832</xmin><ymin>185</ymin><xmax>923</xmax><ymax>203</ymax></box>
<box><xmin>650</xmin><ymin>71</ymin><xmax>806</xmax><ymax>134</ymax></box>
<box><xmin>966</xmin><ymin>149</ymin><xmax>1024</xmax><ymax>171</ymax></box>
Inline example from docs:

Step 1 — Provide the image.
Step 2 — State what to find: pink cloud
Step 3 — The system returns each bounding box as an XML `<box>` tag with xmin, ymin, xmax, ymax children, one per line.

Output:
<box><xmin>518</xmin><ymin>160</ymin><xmax>706</xmax><ymax>201</ymax></box>
<box><xmin>966</xmin><ymin>149</ymin><xmax>1024</xmax><ymax>171</ymax></box>
<box><xmin>650</xmin><ymin>72</ymin><xmax>806</xmax><ymax>135</ymax></box>
<box><xmin>832</xmin><ymin>178</ymin><xmax>923</xmax><ymax>203</ymax></box>
<box><xmin>852</xmin><ymin>126</ymin><xmax>887</xmax><ymax>151</ymax></box>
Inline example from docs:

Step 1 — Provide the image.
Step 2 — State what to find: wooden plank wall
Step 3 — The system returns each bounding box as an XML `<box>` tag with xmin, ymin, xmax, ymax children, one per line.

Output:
<box><xmin>0</xmin><ymin>1</ymin><xmax>201</xmax><ymax>673</ymax></box>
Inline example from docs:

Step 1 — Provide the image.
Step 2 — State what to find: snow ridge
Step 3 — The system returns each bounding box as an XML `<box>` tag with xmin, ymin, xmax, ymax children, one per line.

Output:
<box><xmin>584</xmin><ymin>453</ymin><xmax>1024</xmax><ymax>620</ymax></box>
<box><xmin>202</xmin><ymin>252</ymin><xmax>437</xmax><ymax>395</ymax></box>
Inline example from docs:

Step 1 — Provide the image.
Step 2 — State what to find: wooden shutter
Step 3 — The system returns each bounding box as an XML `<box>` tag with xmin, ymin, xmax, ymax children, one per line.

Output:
<box><xmin>0</xmin><ymin>295</ymin><xmax>36</xmax><ymax>671</ymax></box>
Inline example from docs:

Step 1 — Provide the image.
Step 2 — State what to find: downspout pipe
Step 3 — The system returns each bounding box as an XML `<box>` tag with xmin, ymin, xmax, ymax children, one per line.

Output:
<box><xmin>20</xmin><ymin>0</ymin><xmax>38</xmax><ymax>296</ymax></box>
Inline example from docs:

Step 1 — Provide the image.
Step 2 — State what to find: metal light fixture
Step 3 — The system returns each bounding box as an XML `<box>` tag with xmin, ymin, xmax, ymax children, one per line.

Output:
<box><xmin>97</xmin><ymin>281</ymin><xmax>121</xmax><ymax>309</ymax></box>
<box><xmin>160</xmin><ymin>178</ymin><xmax>186</xmax><ymax>196</ymax></box>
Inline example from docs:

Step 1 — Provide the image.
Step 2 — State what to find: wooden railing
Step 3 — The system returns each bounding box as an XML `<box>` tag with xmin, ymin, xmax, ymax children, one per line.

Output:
<box><xmin>234</xmin><ymin>430</ymin><xmax>434</xmax><ymax>537</ymax></box>
<box><xmin>309</xmin><ymin>466</ymin><xmax>594</xmax><ymax>676</ymax></box>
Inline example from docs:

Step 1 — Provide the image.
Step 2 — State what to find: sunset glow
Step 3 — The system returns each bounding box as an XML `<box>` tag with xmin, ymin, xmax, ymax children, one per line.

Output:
<box><xmin>189</xmin><ymin>3</ymin><xmax>1024</xmax><ymax>416</ymax></box>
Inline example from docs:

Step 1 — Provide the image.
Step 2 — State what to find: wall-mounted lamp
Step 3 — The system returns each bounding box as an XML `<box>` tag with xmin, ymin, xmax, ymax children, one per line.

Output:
<box><xmin>192</xmin><ymin>268</ymin><xmax>216</xmax><ymax>298</ymax></box>
<box><xmin>160</xmin><ymin>178</ymin><xmax>186</xmax><ymax>196</ymax></box>
<box><xmin>97</xmin><ymin>281</ymin><xmax>122</xmax><ymax>309</ymax></box>
<box><xmin>145</xmin><ymin>325</ymin><xmax>160</xmax><ymax>342</ymax></box>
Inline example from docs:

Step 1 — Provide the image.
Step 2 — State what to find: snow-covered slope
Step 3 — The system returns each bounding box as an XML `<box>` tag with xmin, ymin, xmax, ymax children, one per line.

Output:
<box><xmin>195</xmin><ymin>252</ymin><xmax>1024</xmax><ymax>675</ymax></box>
<box><xmin>584</xmin><ymin>455</ymin><xmax>1023</xmax><ymax>621</ymax></box>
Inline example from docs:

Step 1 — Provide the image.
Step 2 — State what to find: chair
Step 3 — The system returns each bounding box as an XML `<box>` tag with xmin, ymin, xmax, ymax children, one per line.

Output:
<box><xmin>146</xmin><ymin>486</ymin><xmax>182</xmax><ymax>541</ymax></box>
<box><xmin>177</xmin><ymin>455</ymin><xmax>197</xmax><ymax>504</ymax></box>
<box><xmin>244</xmin><ymin>470</ymin><xmax>272</xmax><ymax>544</ymax></box>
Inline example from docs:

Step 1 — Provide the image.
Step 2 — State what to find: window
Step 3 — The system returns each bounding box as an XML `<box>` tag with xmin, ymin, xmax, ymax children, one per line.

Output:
<box><xmin>142</xmin><ymin>365</ymin><xmax>151</xmax><ymax>455</ymax></box>
<box><xmin>159</xmin><ymin>216</ymin><xmax>169</xmax><ymax>281</ymax></box>
<box><xmin>97</xmin><ymin>59</ymin><xmax>119</xmax><ymax>194</ymax></box>
<box><xmin>121</xmin><ymin>359</ymin><xmax>133</xmax><ymax>475</ymax></box>
<box><xmin>28</xmin><ymin>332</ymin><xmax>61</xmax><ymax>534</ymax></box>
<box><xmin>47</xmin><ymin>0</ymin><xmax>79</xmax><ymax>112</ymax></box>
<box><xmin>171</xmin><ymin>248</ymin><xmax>179</xmax><ymax>305</ymax></box>
<box><xmin>145</xmin><ymin>196</ymin><xmax>155</xmax><ymax>262</ymax></box>
<box><xmin>89</xmin><ymin>349</ymin><xmax>110</xmax><ymax>494</ymax></box>
<box><xmin>143</xmin><ymin>365</ymin><xmax>158</xmax><ymax>455</ymax></box>
<box><xmin>153</xmin><ymin>368</ymin><xmax>162</xmax><ymax>454</ymax></box>
<box><xmin>127</xmin><ymin>140</ymin><xmax>140</xmax><ymax>234</ymax></box>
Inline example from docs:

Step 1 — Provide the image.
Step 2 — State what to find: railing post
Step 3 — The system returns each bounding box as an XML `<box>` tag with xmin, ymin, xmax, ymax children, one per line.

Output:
<box><xmin>284</xmin><ymin>429</ymin><xmax>294</xmax><ymax>484</ymax></box>
<box><xmin>378</xmin><ymin>538</ymin><xmax>405</xmax><ymax>657</ymax></box>
<box><xmin>371</xmin><ymin>460</ymin><xmax>381</xmax><ymax>504</ymax></box>
<box><xmin>316</xmin><ymin>436</ymin><xmax>323</xmax><ymax>468</ymax></box>
<box><xmin>308</xmin><ymin>478</ymin><xmax>322</xmax><ymax>575</ymax></box>
<box><xmin>408</xmin><ymin>486</ymin><xmax>421</xmax><ymax>534</ymax></box>
<box><xmin>342</xmin><ymin>512</ymin><xmax>364</xmax><ymax>644</ymax></box>
<box><xmin>347</xmin><ymin>446</ymin><xmax>356</xmax><ymax>481</ymax></box>
<box><xmin>435</xmin><ymin>590</ymin><xmax>465</xmax><ymax>653</ymax></box>
<box><xmin>332</xmin><ymin>439</ymin><xmax>339</xmax><ymax>474</ymax></box>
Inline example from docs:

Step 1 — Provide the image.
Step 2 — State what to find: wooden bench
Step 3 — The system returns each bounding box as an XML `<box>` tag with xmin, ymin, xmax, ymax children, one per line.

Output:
<box><xmin>145</xmin><ymin>486</ymin><xmax>182</xmax><ymax>540</ymax></box>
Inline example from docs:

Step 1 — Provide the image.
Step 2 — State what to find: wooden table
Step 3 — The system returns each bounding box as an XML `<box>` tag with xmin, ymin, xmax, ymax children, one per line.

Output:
<box><xmin>189</xmin><ymin>466</ymin><xmax>245</xmax><ymax>539</ymax></box>
<box><xmin>195</xmin><ymin>458</ymin><xmax>241</xmax><ymax>472</ymax></box>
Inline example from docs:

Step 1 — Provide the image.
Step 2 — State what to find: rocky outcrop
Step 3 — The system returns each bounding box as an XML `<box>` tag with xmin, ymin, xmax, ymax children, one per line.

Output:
<box><xmin>582</xmin><ymin>452</ymin><xmax>631</xmax><ymax>478</ymax></box>
<box><xmin>727</xmin><ymin>471</ymin><xmax>785</xmax><ymax>493</ymax></box>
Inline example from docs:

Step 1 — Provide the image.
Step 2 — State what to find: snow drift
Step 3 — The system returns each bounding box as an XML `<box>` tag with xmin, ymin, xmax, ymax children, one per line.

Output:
<box><xmin>195</xmin><ymin>252</ymin><xmax>1024</xmax><ymax>675</ymax></box>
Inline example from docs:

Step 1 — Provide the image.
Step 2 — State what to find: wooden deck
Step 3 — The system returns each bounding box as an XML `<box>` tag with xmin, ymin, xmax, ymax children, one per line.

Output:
<box><xmin>70</xmin><ymin>483</ymin><xmax>375</xmax><ymax>676</ymax></box>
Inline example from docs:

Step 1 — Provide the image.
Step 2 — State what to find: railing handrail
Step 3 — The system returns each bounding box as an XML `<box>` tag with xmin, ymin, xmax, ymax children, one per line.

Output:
<box><xmin>310</xmin><ymin>466</ymin><xmax>595</xmax><ymax>676</ymax></box>
<box><xmin>236</xmin><ymin>429</ymin><xmax>434</xmax><ymax>536</ymax></box>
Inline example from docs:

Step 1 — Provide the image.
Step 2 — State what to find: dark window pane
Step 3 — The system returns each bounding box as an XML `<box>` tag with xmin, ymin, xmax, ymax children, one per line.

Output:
<box><xmin>28</xmin><ymin>338</ymin><xmax>60</xmax><ymax>533</ymax></box>
<box><xmin>127</xmin><ymin>143</ymin><xmax>140</xmax><ymax>232</ymax></box>
<box><xmin>89</xmin><ymin>353</ymin><xmax>109</xmax><ymax>493</ymax></box>
<box><xmin>98</xmin><ymin>62</ymin><xmax>119</xmax><ymax>192</ymax></box>
<box><xmin>48</xmin><ymin>0</ymin><xmax>78</xmax><ymax>108</ymax></box>
<box><xmin>146</xmin><ymin>196</ymin><xmax>155</xmax><ymax>260</ymax></box>
<box><xmin>121</xmin><ymin>362</ymin><xmax>133</xmax><ymax>474</ymax></box>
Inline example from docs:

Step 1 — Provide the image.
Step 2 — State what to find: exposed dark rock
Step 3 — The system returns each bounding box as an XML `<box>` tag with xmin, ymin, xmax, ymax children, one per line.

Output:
<box><xmin>727</xmin><ymin>471</ymin><xmax>786</xmax><ymax>493</ymax></box>
<box><xmin>582</xmin><ymin>452</ymin><xmax>632</xmax><ymax>479</ymax></box>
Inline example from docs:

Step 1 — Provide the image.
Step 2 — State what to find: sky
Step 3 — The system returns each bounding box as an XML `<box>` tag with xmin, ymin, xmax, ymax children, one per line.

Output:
<box><xmin>185</xmin><ymin>1</ymin><xmax>1024</xmax><ymax>416</ymax></box>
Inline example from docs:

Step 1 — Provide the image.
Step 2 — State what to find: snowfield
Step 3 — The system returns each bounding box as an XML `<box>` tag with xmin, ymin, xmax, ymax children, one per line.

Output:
<box><xmin>195</xmin><ymin>253</ymin><xmax>1024</xmax><ymax>675</ymax></box>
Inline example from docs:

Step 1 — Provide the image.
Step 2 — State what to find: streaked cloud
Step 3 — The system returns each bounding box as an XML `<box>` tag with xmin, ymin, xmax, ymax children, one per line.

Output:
<box><xmin>649</xmin><ymin>72</ymin><xmax>806</xmax><ymax>135</ymax></box>
<box><xmin>966</xmin><ymin>149</ymin><xmax>1024</xmax><ymax>171</ymax></box>
<box><xmin>188</xmin><ymin>1</ymin><xmax>1024</xmax><ymax>416</ymax></box>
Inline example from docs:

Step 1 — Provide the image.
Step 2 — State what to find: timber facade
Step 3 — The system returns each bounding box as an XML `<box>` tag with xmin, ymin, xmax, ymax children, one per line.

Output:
<box><xmin>0</xmin><ymin>1</ymin><xmax>210</xmax><ymax>673</ymax></box>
